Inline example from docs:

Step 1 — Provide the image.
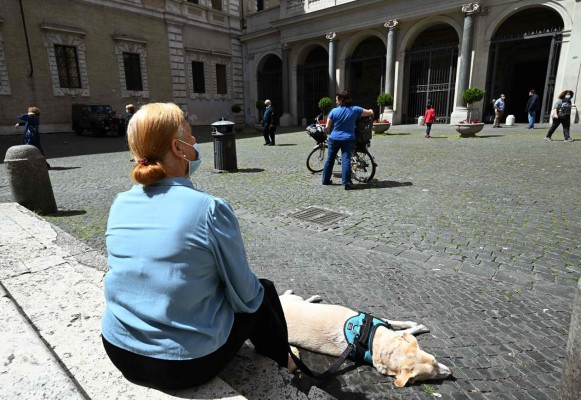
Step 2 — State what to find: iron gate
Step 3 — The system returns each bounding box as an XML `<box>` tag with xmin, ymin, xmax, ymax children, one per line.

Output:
<box><xmin>404</xmin><ymin>45</ymin><xmax>458</xmax><ymax>124</ymax></box>
<box><xmin>257</xmin><ymin>69</ymin><xmax>282</xmax><ymax>119</ymax></box>
<box><xmin>297</xmin><ymin>63</ymin><xmax>328</xmax><ymax>124</ymax></box>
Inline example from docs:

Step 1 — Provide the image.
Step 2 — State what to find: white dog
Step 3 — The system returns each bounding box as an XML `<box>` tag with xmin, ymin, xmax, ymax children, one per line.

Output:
<box><xmin>280</xmin><ymin>290</ymin><xmax>452</xmax><ymax>387</ymax></box>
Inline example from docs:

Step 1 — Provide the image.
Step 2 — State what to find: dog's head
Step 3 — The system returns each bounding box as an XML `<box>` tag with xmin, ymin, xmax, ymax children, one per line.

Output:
<box><xmin>373</xmin><ymin>331</ymin><xmax>452</xmax><ymax>387</ymax></box>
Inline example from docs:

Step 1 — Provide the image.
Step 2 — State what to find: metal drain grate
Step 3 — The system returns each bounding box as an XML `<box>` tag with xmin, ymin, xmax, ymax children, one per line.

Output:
<box><xmin>289</xmin><ymin>206</ymin><xmax>348</xmax><ymax>225</ymax></box>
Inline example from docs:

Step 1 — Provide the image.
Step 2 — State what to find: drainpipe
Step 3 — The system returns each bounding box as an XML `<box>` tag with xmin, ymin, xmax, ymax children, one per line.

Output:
<box><xmin>19</xmin><ymin>0</ymin><xmax>34</xmax><ymax>77</ymax></box>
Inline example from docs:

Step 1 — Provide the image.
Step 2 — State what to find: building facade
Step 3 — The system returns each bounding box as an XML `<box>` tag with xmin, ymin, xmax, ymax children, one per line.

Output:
<box><xmin>241</xmin><ymin>0</ymin><xmax>581</xmax><ymax>126</ymax></box>
<box><xmin>1</xmin><ymin>0</ymin><xmax>579</xmax><ymax>133</ymax></box>
<box><xmin>0</xmin><ymin>0</ymin><xmax>245</xmax><ymax>134</ymax></box>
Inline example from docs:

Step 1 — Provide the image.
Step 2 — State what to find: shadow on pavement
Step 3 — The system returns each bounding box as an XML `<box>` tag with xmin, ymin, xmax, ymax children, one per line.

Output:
<box><xmin>46</xmin><ymin>210</ymin><xmax>87</xmax><ymax>217</ymax></box>
<box><xmin>235</xmin><ymin>168</ymin><xmax>265</xmax><ymax>173</ymax></box>
<box><xmin>365</xmin><ymin>180</ymin><xmax>413</xmax><ymax>189</ymax></box>
<box><xmin>1</xmin><ymin>127</ymin><xmax>302</xmax><ymax>163</ymax></box>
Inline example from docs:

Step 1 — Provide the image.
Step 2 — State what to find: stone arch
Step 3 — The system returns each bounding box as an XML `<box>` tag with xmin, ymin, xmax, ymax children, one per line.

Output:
<box><xmin>295</xmin><ymin>44</ymin><xmax>329</xmax><ymax>123</ymax></box>
<box><xmin>341</xmin><ymin>33</ymin><xmax>387</xmax><ymax>112</ymax></box>
<box><xmin>484</xmin><ymin>4</ymin><xmax>565</xmax><ymax>123</ymax></box>
<box><xmin>400</xmin><ymin>16</ymin><xmax>462</xmax><ymax>52</ymax></box>
<box><xmin>256</xmin><ymin>54</ymin><xmax>283</xmax><ymax>118</ymax></box>
<box><xmin>402</xmin><ymin>23</ymin><xmax>460</xmax><ymax>124</ymax></box>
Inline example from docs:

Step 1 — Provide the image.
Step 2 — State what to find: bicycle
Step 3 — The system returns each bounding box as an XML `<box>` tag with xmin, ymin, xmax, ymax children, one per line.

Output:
<box><xmin>306</xmin><ymin>116</ymin><xmax>377</xmax><ymax>183</ymax></box>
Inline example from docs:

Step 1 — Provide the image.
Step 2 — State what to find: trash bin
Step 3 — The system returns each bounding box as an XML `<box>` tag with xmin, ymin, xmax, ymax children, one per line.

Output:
<box><xmin>211</xmin><ymin>118</ymin><xmax>237</xmax><ymax>172</ymax></box>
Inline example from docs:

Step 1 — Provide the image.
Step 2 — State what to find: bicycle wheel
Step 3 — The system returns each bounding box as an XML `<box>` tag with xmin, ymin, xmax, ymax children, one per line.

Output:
<box><xmin>306</xmin><ymin>144</ymin><xmax>327</xmax><ymax>173</ymax></box>
<box><xmin>351</xmin><ymin>149</ymin><xmax>376</xmax><ymax>182</ymax></box>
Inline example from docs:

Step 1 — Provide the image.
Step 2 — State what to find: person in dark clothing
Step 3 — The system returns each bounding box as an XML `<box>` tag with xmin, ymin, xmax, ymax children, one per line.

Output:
<box><xmin>16</xmin><ymin>106</ymin><xmax>49</xmax><ymax>168</ymax></box>
<box><xmin>262</xmin><ymin>99</ymin><xmax>276</xmax><ymax>146</ymax></box>
<box><xmin>525</xmin><ymin>90</ymin><xmax>540</xmax><ymax>129</ymax></box>
<box><xmin>124</xmin><ymin>104</ymin><xmax>136</xmax><ymax>135</ymax></box>
<box><xmin>545</xmin><ymin>90</ymin><xmax>574</xmax><ymax>142</ymax></box>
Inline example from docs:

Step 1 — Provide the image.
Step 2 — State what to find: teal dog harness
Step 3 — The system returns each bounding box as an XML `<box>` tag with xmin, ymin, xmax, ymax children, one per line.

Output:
<box><xmin>344</xmin><ymin>312</ymin><xmax>391</xmax><ymax>364</ymax></box>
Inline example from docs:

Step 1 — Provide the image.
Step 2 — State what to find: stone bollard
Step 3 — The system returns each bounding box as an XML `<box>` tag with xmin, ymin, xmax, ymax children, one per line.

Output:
<box><xmin>4</xmin><ymin>145</ymin><xmax>57</xmax><ymax>215</ymax></box>
<box><xmin>560</xmin><ymin>278</ymin><xmax>581</xmax><ymax>399</ymax></box>
<box><xmin>505</xmin><ymin>115</ymin><xmax>515</xmax><ymax>126</ymax></box>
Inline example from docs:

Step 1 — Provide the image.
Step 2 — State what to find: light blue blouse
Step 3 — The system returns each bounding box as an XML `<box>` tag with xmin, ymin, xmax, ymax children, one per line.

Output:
<box><xmin>101</xmin><ymin>177</ymin><xmax>264</xmax><ymax>360</ymax></box>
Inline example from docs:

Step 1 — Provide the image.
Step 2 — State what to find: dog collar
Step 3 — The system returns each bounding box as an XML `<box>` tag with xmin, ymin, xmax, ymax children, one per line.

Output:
<box><xmin>343</xmin><ymin>312</ymin><xmax>391</xmax><ymax>364</ymax></box>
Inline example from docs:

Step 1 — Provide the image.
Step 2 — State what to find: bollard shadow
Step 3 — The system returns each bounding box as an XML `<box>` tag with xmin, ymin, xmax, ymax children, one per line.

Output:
<box><xmin>236</xmin><ymin>168</ymin><xmax>265</xmax><ymax>173</ymax></box>
<box><xmin>46</xmin><ymin>210</ymin><xmax>87</xmax><ymax>217</ymax></box>
<box><xmin>48</xmin><ymin>166</ymin><xmax>81</xmax><ymax>171</ymax></box>
<box><xmin>272</xmin><ymin>143</ymin><xmax>297</xmax><ymax>147</ymax></box>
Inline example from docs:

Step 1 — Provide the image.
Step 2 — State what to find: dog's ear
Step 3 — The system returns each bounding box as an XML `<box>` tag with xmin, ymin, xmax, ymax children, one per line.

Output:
<box><xmin>394</xmin><ymin>367</ymin><xmax>413</xmax><ymax>387</ymax></box>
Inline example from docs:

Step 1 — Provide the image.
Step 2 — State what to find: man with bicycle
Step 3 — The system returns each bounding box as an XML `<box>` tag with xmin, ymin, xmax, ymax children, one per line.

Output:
<box><xmin>322</xmin><ymin>91</ymin><xmax>374</xmax><ymax>190</ymax></box>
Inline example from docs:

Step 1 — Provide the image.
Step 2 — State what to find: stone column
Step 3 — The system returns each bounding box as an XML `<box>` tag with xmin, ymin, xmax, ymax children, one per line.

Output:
<box><xmin>560</xmin><ymin>278</ymin><xmax>581</xmax><ymax>399</ymax></box>
<box><xmin>279</xmin><ymin>43</ymin><xmax>292</xmax><ymax>127</ymax></box>
<box><xmin>451</xmin><ymin>2</ymin><xmax>480</xmax><ymax>124</ymax></box>
<box><xmin>383</xmin><ymin>19</ymin><xmax>398</xmax><ymax>122</ymax></box>
<box><xmin>326</xmin><ymin>32</ymin><xmax>337</xmax><ymax>98</ymax></box>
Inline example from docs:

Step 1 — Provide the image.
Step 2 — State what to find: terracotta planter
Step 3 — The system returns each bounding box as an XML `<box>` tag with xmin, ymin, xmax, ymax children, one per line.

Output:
<box><xmin>372</xmin><ymin>122</ymin><xmax>391</xmax><ymax>133</ymax></box>
<box><xmin>455</xmin><ymin>123</ymin><xmax>484</xmax><ymax>137</ymax></box>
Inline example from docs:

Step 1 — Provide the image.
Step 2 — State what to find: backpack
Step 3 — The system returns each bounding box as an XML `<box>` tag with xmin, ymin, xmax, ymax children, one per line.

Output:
<box><xmin>355</xmin><ymin>116</ymin><xmax>372</xmax><ymax>150</ymax></box>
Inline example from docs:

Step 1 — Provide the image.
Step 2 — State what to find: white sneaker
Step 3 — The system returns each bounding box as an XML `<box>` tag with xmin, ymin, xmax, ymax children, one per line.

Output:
<box><xmin>564</xmin><ymin>137</ymin><xmax>574</xmax><ymax>142</ymax></box>
<box><xmin>545</xmin><ymin>137</ymin><xmax>553</xmax><ymax>141</ymax></box>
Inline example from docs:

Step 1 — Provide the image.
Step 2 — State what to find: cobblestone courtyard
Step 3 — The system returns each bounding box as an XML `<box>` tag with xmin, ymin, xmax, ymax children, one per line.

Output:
<box><xmin>1</xmin><ymin>122</ymin><xmax>580</xmax><ymax>399</ymax></box>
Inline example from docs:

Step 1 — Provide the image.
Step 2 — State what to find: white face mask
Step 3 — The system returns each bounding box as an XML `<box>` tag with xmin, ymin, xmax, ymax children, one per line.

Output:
<box><xmin>178</xmin><ymin>139</ymin><xmax>202</xmax><ymax>178</ymax></box>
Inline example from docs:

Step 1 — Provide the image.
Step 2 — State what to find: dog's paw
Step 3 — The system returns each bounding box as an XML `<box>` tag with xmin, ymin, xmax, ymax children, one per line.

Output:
<box><xmin>305</xmin><ymin>295</ymin><xmax>322</xmax><ymax>303</ymax></box>
<box><xmin>406</xmin><ymin>324</ymin><xmax>430</xmax><ymax>335</ymax></box>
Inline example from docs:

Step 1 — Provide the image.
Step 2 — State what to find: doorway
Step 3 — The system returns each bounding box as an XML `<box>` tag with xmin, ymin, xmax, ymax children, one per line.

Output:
<box><xmin>486</xmin><ymin>8</ymin><xmax>563</xmax><ymax>123</ymax></box>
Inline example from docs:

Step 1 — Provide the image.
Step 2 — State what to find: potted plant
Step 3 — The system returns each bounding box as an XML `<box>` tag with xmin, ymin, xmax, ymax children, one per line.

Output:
<box><xmin>318</xmin><ymin>97</ymin><xmax>333</xmax><ymax>122</ymax></box>
<box><xmin>456</xmin><ymin>87</ymin><xmax>486</xmax><ymax>137</ymax></box>
<box><xmin>231</xmin><ymin>103</ymin><xmax>244</xmax><ymax>131</ymax></box>
<box><xmin>373</xmin><ymin>93</ymin><xmax>393</xmax><ymax>133</ymax></box>
<box><xmin>255</xmin><ymin>99</ymin><xmax>266</xmax><ymax>131</ymax></box>
<box><xmin>373</xmin><ymin>93</ymin><xmax>394</xmax><ymax>133</ymax></box>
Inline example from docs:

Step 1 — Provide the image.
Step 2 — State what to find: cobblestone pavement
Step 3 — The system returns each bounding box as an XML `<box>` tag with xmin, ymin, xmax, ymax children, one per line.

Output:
<box><xmin>1</xmin><ymin>122</ymin><xmax>580</xmax><ymax>399</ymax></box>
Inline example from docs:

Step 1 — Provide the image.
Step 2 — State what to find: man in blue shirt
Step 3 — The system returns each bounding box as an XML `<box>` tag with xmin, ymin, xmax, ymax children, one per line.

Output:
<box><xmin>493</xmin><ymin>94</ymin><xmax>506</xmax><ymax>128</ymax></box>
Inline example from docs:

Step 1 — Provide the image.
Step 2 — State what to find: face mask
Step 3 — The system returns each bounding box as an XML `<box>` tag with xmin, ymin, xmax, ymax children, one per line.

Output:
<box><xmin>178</xmin><ymin>139</ymin><xmax>202</xmax><ymax>178</ymax></box>
<box><xmin>565</xmin><ymin>95</ymin><xmax>571</xmax><ymax>100</ymax></box>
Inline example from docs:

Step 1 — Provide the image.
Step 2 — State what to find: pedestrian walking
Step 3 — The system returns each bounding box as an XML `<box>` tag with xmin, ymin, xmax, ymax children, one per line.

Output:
<box><xmin>322</xmin><ymin>91</ymin><xmax>374</xmax><ymax>190</ymax></box>
<box><xmin>15</xmin><ymin>106</ymin><xmax>49</xmax><ymax>168</ymax></box>
<box><xmin>424</xmin><ymin>104</ymin><xmax>436</xmax><ymax>138</ymax></box>
<box><xmin>525</xmin><ymin>89</ymin><xmax>540</xmax><ymax>129</ymax></box>
<box><xmin>545</xmin><ymin>90</ymin><xmax>574</xmax><ymax>142</ymax></box>
<box><xmin>124</xmin><ymin>104</ymin><xmax>136</xmax><ymax>135</ymax></box>
<box><xmin>102</xmin><ymin>102</ymin><xmax>296</xmax><ymax>390</ymax></box>
<box><xmin>493</xmin><ymin>94</ymin><xmax>506</xmax><ymax>128</ymax></box>
<box><xmin>262</xmin><ymin>99</ymin><xmax>276</xmax><ymax>146</ymax></box>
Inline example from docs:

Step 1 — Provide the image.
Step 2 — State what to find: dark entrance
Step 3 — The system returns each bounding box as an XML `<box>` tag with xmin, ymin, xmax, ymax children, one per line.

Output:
<box><xmin>404</xmin><ymin>25</ymin><xmax>459</xmax><ymax>124</ymax></box>
<box><xmin>257</xmin><ymin>55</ymin><xmax>283</xmax><ymax>119</ymax></box>
<box><xmin>486</xmin><ymin>8</ymin><xmax>563</xmax><ymax>123</ymax></box>
<box><xmin>297</xmin><ymin>47</ymin><xmax>329</xmax><ymax>124</ymax></box>
<box><xmin>346</xmin><ymin>36</ymin><xmax>386</xmax><ymax>115</ymax></box>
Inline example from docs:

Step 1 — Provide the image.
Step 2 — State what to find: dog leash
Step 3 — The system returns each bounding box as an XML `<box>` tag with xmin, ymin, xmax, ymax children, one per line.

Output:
<box><xmin>288</xmin><ymin>343</ymin><xmax>354</xmax><ymax>380</ymax></box>
<box><xmin>289</xmin><ymin>313</ymin><xmax>380</xmax><ymax>380</ymax></box>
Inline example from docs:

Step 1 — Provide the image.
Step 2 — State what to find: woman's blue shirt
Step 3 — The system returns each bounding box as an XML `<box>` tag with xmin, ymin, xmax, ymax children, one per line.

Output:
<box><xmin>101</xmin><ymin>177</ymin><xmax>264</xmax><ymax>360</ymax></box>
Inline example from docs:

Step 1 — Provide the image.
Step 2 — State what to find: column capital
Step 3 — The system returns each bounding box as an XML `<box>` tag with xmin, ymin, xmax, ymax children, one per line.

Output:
<box><xmin>462</xmin><ymin>2</ymin><xmax>480</xmax><ymax>15</ymax></box>
<box><xmin>281</xmin><ymin>42</ymin><xmax>289</xmax><ymax>51</ymax></box>
<box><xmin>384</xmin><ymin>20</ymin><xmax>399</xmax><ymax>30</ymax></box>
<box><xmin>325</xmin><ymin>32</ymin><xmax>337</xmax><ymax>41</ymax></box>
